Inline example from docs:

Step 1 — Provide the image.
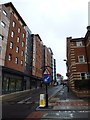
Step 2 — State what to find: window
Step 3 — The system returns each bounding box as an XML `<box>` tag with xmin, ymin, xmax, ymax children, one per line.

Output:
<box><xmin>20</xmin><ymin>60</ymin><xmax>23</xmax><ymax>65</ymax></box>
<box><xmin>1</xmin><ymin>21</ymin><xmax>6</xmax><ymax>28</ymax></box>
<box><xmin>22</xmin><ymin>41</ymin><xmax>25</xmax><ymax>47</ymax></box>
<box><xmin>78</xmin><ymin>55</ymin><xmax>85</xmax><ymax>63</ymax></box>
<box><xmin>10</xmin><ymin>42</ymin><xmax>13</xmax><ymax>49</ymax></box>
<box><xmin>8</xmin><ymin>54</ymin><xmax>12</xmax><ymax>61</ymax></box>
<box><xmin>18</xmin><ymin>28</ymin><xmax>21</xmax><ymax>33</ymax></box>
<box><xmin>0</xmin><ymin>34</ymin><xmax>3</xmax><ymax>40</ymax></box>
<box><xmin>22</xmin><ymin>33</ymin><xmax>25</xmax><ymax>38</ymax></box>
<box><xmin>80</xmin><ymin>73</ymin><xmax>87</xmax><ymax>80</ymax></box>
<box><xmin>15</xmin><ymin>57</ymin><xmax>18</xmax><ymax>64</ymax></box>
<box><xmin>16</xmin><ymin>47</ymin><xmax>19</xmax><ymax>53</ymax></box>
<box><xmin>3</xmin><ymin>10</ymin><xmax>7</xmax><ymax>16</ymax></box>
<box><xmin>12</xmin><ymin>21</ymin><xmax>16</xmax><ymax>27</ymax></box>
<box><xmin>17</xmin><ymin>37</ymin><xmax>20</xmax><ymax>43</ymax></box>
<box><xmin>11</xmin><ymin>31</ymin><xmax>14</xmax><ymax>38</ymax></box>
<box><xmin>21</xmin><ymin>51</ymin><xmax>24</xmax><ymax>56</ymax></box>
<box><xmin>76</xmin><ymin>42</ymin><xmax>83</xmax><ymax>47</ymax></box>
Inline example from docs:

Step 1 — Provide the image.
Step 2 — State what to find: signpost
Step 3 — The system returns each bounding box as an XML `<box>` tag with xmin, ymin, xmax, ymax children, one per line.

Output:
<box><xmin>43</xmin><ymin>68</ymin><xmax>51</xmax><ymax>107</ymax></box>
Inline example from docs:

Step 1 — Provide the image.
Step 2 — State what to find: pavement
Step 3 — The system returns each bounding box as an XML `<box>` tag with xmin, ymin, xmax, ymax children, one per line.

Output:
<box><xmin>26</xmin><ymin>85</ymin><xmax>90</xmax><ymax>120</ymax></box>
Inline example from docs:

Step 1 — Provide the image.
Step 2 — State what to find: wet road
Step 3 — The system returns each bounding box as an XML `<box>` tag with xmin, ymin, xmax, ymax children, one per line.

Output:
<box><xmin>2</xmin><ymin>85</ymin><xmax>61</xmax><ymax>119</ymax></box>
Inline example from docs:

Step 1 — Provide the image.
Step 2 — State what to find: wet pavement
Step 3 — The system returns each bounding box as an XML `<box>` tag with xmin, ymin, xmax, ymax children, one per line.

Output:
<box><xmin>28</xmin><ymin>85</ymin><xmax>90</xmax><ymax>120</ymax></box>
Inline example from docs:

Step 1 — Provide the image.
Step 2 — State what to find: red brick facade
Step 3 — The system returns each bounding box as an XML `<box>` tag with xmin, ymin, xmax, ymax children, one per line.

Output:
<box><xmin>5</xmin><ymin>13</ymin><xmax>26</xmax><ymax>72</ymax></box>
<box><xmin>30</xmin><ymin>34</ymin><xmax>43</xmax><ymax>78</ymax></box>
<box><xmin>66</xmin><ymin>26</ymin><xmax>90</xmax><ymax>97</ymax></box>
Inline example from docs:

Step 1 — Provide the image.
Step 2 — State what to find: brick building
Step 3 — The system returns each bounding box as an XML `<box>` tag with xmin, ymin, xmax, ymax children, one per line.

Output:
<box><xmin>1</xmin><ymin>2</ymin><xmax>28</xmax><ymax>94</ymax></box>
<box><xmin>66</xmin><ymin>26</ymin><xmax>90</xmax><ymax>97</ymax></box>
<box><xmin>0</xmin><ymin>2</ymin><xmax>56</xmax><ymax>94</ymax></box>
<box><xmin>30</xmin><ymin>34</ymin><xmax>43</xmax><ymax>88</ymax></box>
<box><xmin>42</xmin><ymin>45</ymin><xmax>53</xmax><ymax>84</ymax></box>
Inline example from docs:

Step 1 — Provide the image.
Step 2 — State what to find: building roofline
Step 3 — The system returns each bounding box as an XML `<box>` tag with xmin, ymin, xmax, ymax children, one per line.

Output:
<box><xmin>71</xmin><ymin>37</ymin><xmax>84</xmax><ymax>41</ymax></box>
<box><xmin>4</xmin><ymin>2</ymin><xmax>26</xmax><ymax>26</ymax></box>
<box><xmin>31</xmin><ymin>34</ymin><xmax>42</xmax><ymax>42</ymax></box>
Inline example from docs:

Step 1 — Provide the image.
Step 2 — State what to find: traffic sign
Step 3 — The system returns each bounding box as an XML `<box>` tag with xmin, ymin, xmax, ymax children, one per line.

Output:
<box><xmin>43</xmin><ymin>68</ymin><xmax>50</xmax><ymax>75</ymax></box>
<box><xmin>43</xmin><ymin>75</ymin><xmax>51</xmax><ymax>84</ymax></box>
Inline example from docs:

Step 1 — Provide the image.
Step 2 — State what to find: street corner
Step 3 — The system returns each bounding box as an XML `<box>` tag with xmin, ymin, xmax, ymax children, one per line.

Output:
<box><xmin>25</xmin><ymin>111</ymin><xmax>44</xmax><ymax>120</ymax></box>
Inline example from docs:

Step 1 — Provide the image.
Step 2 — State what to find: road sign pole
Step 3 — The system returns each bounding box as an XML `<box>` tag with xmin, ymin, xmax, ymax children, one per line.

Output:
<box><xmin>45</xmin><ymin>84</ymin><xmax>48</xmax><ymax>107</ymax></box>
<box><xmin>42</xmin><ymin>67</ymin><xmax>52</xmax><ymax>108</ymax></box>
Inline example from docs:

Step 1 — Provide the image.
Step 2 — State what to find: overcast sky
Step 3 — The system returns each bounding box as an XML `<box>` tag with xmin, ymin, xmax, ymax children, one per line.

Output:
<box><xmin>1</xmin><ymin>0</ymin><xmax>89</xmax><ymax>79</ymax></box>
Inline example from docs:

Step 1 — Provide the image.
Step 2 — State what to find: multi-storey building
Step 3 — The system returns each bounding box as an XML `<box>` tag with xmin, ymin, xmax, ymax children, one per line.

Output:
<box><xmin>0</xmin><ymin>2</ymin><xmax>56</xmax><ymax>94</ymax></box>
<box><xmin>30</xmin><ymin>34</ymin><xmax>43</xmax><ymax>88</ymax></box>
<box><xmin>1</xmin><ymin>2</ymin><xmax>28</xmax><ymax>94</ymax></box>
<box><xmin>66</xmin><ymin>26</ymin><xmax>90</xmax><ymax>97</ymax></box>
<box><xmin>24</xmin><ymin>26</ymin><xmax>32</xmax><ymax>90</ymax></box>
<box><xmin>42</xmin><ymin>45</ymin><xmax>53</xmax><ymax>83</ymax></box>
<box><xmin>48</xmin><ymin>48</ymin><xmax>53</xmax><ymax>83</ymax></box>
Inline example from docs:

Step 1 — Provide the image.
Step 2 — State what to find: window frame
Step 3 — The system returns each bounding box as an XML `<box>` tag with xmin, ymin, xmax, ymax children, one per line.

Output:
<box><xmin>0</xmin><ymin>34</ymin><xmax>3</xmax><ymax>40</ymax></box>
<box><xmin>15</xmin><ymin>57</ymin><xmax>18</xmax><ymax>64</ymax></box>
<box><xmin>18</xmin><ymin>27</ymin><xmax>21</xmax><ymax>33</ymax></box>
<box><xmin>10</xmin><ymin>42</ymin><xmax>13</xmax><ymax>49</ymax></box>
<box><xmin>76</xmin><ymin>41</ymin><xmax>83</xmax><ymax>47</ymax></box>
<box><xmin>3</xmin><ymin>10</ymin><xmax>7</xmax><ymax>16</ymax></box>
<box><xmin>16</xmin><ymin>46</ymin><xmax>19</xmax><ymax>53</ymax></box>
<box><xmin>12</xmin><ymin>21</ymin><xmax>16</xmax><ymax>27</ymax></box>
<box><xmin>17</xmin><ymin>37</ymin><xmax>20</xmax><ymax>43</ymax></box>
<box><xmin>80</xmin><ymin>72</ymin><xmax>87</xmax><ymax>80</ymax></box>
<box><xmin>8</xmin><ymin>54</ymin><xmax>12</xmax><ymax>61</ymax></box>
<box><xmin>22</xmin><ymin>33</ymin><xmax>25</xmax><ymax>38</ymax></box>
<box><xmin>78</xmin><ymin>55</ymin><xmax>85</xmax><ymax>63</ymax></box>
<box><xmin>22</xmin><ymin>41</ymin><xmax>25</xmax><ymax>47</ymax></box>
<box><xmin>1</xmin><ymin>21</ymin><xmax>6</xmax><ymax>28</ymax></box>
<box><xmin>20</xmin><ymin>60</ymin><xmax>23</xmax><ymax>65</ymax></box>
<box><xmin>11</xmin><ymin>31</ymin><xmax>14</xmax><ymax>38</ymax></box>
<box><xmin>21</xmin><ymin>50</ymin><xmax>24</xmax><ymax>56</ymax></box>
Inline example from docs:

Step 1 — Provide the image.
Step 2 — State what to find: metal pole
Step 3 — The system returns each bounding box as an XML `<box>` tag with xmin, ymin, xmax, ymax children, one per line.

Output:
<box><xmin>45</xmin><ymin>84</ymin><xmax>48</xmax><ymax>107</ymax></box>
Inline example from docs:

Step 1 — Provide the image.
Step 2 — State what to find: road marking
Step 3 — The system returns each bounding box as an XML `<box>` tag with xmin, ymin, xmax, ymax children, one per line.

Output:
<box><xmin>17</xmin><ymin>101</ymin><xmax>39</xmax><ymax>104</ymax></box>
<box><xmin>17</xmin><ymin>97</ymin><xmax>31</xmax><ymax>104</ymax></box>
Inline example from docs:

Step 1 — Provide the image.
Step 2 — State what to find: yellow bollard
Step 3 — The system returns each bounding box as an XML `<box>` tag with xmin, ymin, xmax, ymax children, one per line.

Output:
<box><xmin>39</xmin><ymin>94</ymin><xmax>45</xmax><ymax>107</ymax></box>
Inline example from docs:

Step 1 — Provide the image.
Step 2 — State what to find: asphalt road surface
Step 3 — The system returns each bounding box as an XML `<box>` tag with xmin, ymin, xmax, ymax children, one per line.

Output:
<box><xmin>2</xmin><ymin>85</ymin><xmax>61</xmax><ymax>120</ymax></box>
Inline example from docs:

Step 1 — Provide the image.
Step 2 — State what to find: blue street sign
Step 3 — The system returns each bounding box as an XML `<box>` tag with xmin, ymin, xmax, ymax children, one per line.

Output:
<box><xmin>43</xmin><ymin>76</ymin><xmax>51</xmax><ymax>84</ymax></box>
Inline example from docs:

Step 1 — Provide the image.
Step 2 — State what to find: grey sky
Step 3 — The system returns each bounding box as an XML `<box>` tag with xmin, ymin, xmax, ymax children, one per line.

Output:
<box><xmin>1</xmin><ymin>0</ymin><xmax>89</xmax><ymax>79</ymax></box>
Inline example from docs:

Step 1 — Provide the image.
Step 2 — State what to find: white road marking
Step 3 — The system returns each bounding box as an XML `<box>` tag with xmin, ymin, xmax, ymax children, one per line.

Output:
<box><xmin>17</xmin><ymin>97</ymin><xmax>31</xmax><ymax>104</ymax></box>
